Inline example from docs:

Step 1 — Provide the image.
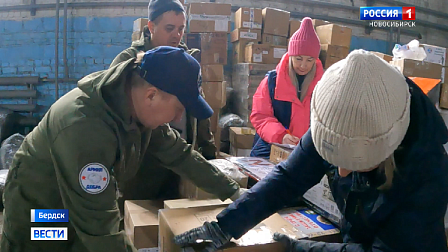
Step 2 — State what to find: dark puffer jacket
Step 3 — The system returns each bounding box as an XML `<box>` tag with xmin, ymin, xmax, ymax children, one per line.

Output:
<box><xmin>216</xmin><ymin>77</ymin><xmax>448</xmax><ymax>251</ymax></box>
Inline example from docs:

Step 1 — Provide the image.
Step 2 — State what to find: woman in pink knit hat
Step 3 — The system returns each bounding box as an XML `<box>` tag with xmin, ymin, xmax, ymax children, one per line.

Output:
<box><xmin>250</xmin><ymin>17</ymin><xmax>324</xmax><ymax>158</ymax></box>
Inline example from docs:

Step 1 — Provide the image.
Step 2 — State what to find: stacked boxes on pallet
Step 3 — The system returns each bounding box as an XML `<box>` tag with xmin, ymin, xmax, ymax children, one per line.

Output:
<box><xmin>184</xmin><ymin>2</ymin><xmax>232</xmax><ymax>154</ymax></box>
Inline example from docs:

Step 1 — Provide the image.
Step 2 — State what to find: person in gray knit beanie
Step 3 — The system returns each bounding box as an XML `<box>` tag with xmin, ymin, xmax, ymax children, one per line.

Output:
<box><xmin>174</xmin><ymin>49</ymin><xmax>448</xmax><ymax>252</ymax></box>
<box><xmin>311</xmin><ymin>49</ymin><xmax>411</xmax><ymax>173</ymax></box>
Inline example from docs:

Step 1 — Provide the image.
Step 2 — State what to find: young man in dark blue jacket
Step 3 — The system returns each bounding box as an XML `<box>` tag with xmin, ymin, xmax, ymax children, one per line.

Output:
<box><xmin>174</xmin><ymin>49</ymin><xmax>448</xmax><ymax>252</ymax></box>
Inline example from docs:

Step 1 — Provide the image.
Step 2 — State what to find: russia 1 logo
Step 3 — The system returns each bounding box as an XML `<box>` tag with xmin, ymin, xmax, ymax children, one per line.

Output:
<box><xmin>402</xmin><ymin>7</ymin><xmax>415</xmax><ymax>20</ymax></box>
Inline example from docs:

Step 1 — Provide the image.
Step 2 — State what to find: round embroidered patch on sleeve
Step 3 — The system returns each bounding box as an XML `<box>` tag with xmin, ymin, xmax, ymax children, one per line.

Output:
<box><xmin>79</xmin><ymin>163</ymin><xmax>110</xmax><ymax>194</ymax></box>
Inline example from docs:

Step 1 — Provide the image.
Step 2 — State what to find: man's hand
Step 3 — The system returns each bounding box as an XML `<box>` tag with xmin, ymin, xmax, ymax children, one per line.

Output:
<box><xmin>282</xmin><ymin>134</ymin><xmax>300</xmax><ymax>145</ymax></box>
<box><xmin>274</xmin><ymin>233</ymin><xmax>327</xmax><ymax>252</ymax></box>
<box><xmin>174</xmin><ymin>222</ymin><xmax>232</xmax><ymax>252</ymax></box>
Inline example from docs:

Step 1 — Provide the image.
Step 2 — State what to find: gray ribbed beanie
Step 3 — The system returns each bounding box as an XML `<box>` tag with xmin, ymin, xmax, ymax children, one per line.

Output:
<box><xmin>311</xmin><ymin>49</ymin><xmax>411</xmax><ymax>171</ymax></box>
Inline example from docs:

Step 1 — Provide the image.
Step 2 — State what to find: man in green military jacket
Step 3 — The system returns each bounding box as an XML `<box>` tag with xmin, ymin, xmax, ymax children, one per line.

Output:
<box><xmin>111</xmin><ymin>0</ymin><xmax>218</xmax><ymax>202</ymax></box>
<box><xmin>0</xmin><ymin>47</ymin><xmax>243</xmax><ymax>252</ymax></box>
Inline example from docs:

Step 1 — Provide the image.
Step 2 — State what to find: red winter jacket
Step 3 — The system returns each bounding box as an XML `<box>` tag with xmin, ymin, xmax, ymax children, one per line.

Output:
<box><xmin>250</xmin><ymin>53</ymin><xmax>324</xmax><ymax>144</ymax></box>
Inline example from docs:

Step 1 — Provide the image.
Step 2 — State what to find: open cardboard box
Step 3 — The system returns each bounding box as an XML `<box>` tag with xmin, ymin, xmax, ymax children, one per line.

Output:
<box><xmin>159</xmin><ymin>205</ymin><xmax>341</xmax><ymax>252</ymax></box>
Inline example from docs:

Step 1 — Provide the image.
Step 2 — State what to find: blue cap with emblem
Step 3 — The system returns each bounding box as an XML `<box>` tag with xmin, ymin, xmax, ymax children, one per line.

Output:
<box><xmin>138</xmin><ymin>46</ymin><xmax>213</xmax><ymax>120</ymax></box>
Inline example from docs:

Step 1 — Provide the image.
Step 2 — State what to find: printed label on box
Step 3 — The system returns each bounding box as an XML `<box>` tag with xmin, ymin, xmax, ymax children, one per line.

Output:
<box><xmin>253</xmin><ymin>53</ymin><xmax>262</xmax><ymax>63</ymax></box>
<box><xmin>189</xmin><ymin>14</ymin><xmax>231</xmax><ymax>21</ymax></box>
<box><xmin>240</xmin><ymin>31</ymin><xmax>258</xmax><ymax>40</ymax></box>
<box><xmin>243</xmin><ymin>21</ymin><xmax>262</xmax><ymax>29</ymax></box>
<box><xmin>262</xmin><ymin>50</ymin><xmax>269</xmax><ymax>55</ymax></box>
<box><xmin>215</xmin><ymin>20</ymin><xmax>228</xmax><ymax>32</ymax></box>
<box><xmin>194</xmin><ymin>213</ymin><xmax>217</xmax><ymax>224</ymax></box>
<box><xmin>274</xmin><ymin>48</ymin><xmax>287</xmax><ymax>58</ymax></box>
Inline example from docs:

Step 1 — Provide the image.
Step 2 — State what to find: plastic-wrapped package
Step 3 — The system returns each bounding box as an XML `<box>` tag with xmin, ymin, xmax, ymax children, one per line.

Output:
<box><xmin>0</xmin><ymin>169</ymin><xmax>8</xmax><ymax>190</ymax></box>
<box><xmin>208</xmin><ymin>159</ymin><xmax>249</xmax><ymax>187</ymax></box>
<box><xmin>0</xmin><ymin>133</ymin><xmax>25</xmax><ymax>170</ymax></box>
<box><xmin>218</xmin><ymin>114</ymin><xmax>245</xmax><ymax>153</ymax></box>
<box><xmin>218</xmin><ymin>113</ymin><xmax>245</xmax><ymax>129</ymax></box>
<box><xmin>392</xmin><ymin>39</ymin><xmax>427</xmax><ymax>61</ymax></box>
<box><xmin>0</xmin><ymin>168</ymin><xmax>8</xmax><ymax>210</ymax></box>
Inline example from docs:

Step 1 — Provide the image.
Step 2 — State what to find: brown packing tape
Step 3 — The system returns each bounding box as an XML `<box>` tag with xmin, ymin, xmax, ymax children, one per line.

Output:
<box><xmin>250</xmin><ymin>8</ymin><xmax>254</xmax><ymax>28</ymax></box>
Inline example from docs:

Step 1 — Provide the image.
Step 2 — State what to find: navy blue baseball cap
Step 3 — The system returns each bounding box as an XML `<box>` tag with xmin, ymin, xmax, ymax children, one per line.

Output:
<box><xmin>138</xmin><ymin>46</ymin><xmax>213</xmax><ymax>120</ymax></box>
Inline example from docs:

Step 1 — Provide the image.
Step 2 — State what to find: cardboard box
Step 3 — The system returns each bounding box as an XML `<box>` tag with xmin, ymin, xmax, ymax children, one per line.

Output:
<box><xmin>441</xmin><ymin>83</ymin><xmax>448</xmax><ymax>109</ymax></box>
<box><xmin>312</xmin><ymin>19</ymin><xmax>331</xmax><ymax>28</ymax></box>
<box><xmin>390</xmin><ymin>59</ymin><xmax>443</xmax><ymax>79</ymax></box>
<box><xmin>179</xmin><ymin>178</ymin><xmax>215</xmax><ymax>200</ymax></box>
<box><xmin>133</xmin><ymin>18</ymin><xmax>148</xmax><ymax>32</ymax></box>
<box><xmin>159</xmin><ymin>205</ymin><xmax>340</xmax><ymax>252</ymax></box>
<box><xmin>202</xmin><ymin>64</ymin><xmax>224</xmax><ymax>82</ymax></box>
<box><xmin>319</xmin><ymin>44</ymin><xmax>350</xmax><ymax>69</ymax></box>
<box><xmin>233</xmin><ymin>40</ymin><xmax>252</xmax><ymax>64</ymax></box>
<box><xmin>316</xmin><ymin>24</ymin><xmax>352</xmax><ymax>48</ymax></box>
<box><xmin>262</xmin><ymin>8</ymin><xmax>290</xmax><ymax>37</ymax></box>
<box><xmin>188</xmin><ymin>3</ymin><xmax>232</xmax><ymax>33</ymax></box>
<box><xmin>289</xmin><ymin>20</ymin><xmax>302</xmax><ymax>37</ymax></box>
<box><xmin>185</xmin><ymin>33</ymin><xmax>228</xmax><ymax>64</ymax></box>
<box><xmin>230</xmin><ymin>28</ymin><xmax>262</xmax><ymax>43</ymax></box>
<box><xmin>164</xmin><ymin>198</ymin><xmax>233</xmax><ymax>209</ymax></box>
<box><xmin>229</xmin><ymin>127</ymin><xmax>256</xmax><ymax>149</ymax></box>
<box><xmin>420</xmin><ymin>44</ymin><xmax>447</xmax><ymax>66</ymax></box>
<box><xmin>261</xmin><ymin>34</ymin><xmax>288</xmax><ymax>46</ymax></box>
<box><xmin>269</xmin><ymin>144</ymin><xmax>293</xmax><ymax>164</ymax></box>
<box><xmin>235</xmin><ymin>7</ymin><xmax>263</xmax><ymax>30</ymax></box>
<box><xmin>131</xmin><ymin>31</ymin><xmax>141</xmax><ymax>42</ymax></box>
<box><xmin>302</xmin><ymin>176</ymin><xmax>342</xmax><ymax>224</ymax></box>
<box><xmin>245</xmin><ymin>43</ymin><xmax>271</xmax><ymax>64</ymax></box>
<box><xmin>202</xmin><ymin>81</ymin><xmax>226</xmax><ymax>108</ymax></box>
<box><xmin>266</xmin><ymin>45</ymin><xmax>288</xmax><ymax>64</ymax></box>
<box><xmin>230</xmin><ymin>146</ymin><xmax>252</xmax><ymax>157</ymax></box>
<box><xmin>159</xmin><ymin>206</ymin><xmax>288</xmax><ymax>252</ymax></box>
<box><xmin>124</xmin><ymin>200</ymin><xmax>163</xmax><ymax>250</ymax></box>
<box><xmin>371</xmin><ymin>51</ymin><xmax>393</xmax><ymax>62</ymax></box>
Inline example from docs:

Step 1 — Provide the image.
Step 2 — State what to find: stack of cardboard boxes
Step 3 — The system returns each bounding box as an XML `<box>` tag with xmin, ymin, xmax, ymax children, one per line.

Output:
<box><xmin>125</xmin><ymin>198</ymin><xmax>341</xmax><ymax>252</ymax></box>
<box><xmin>313</xmin><ymin>19</ymin><xmax>352</xmax><ymax>69</ymax></box>
<box><xmin>389</xmin><ymin>44</ymin><xmax>447</xmax><ymax>106</ymax></box>
<box><xmin>288</xmin><ymin>19</ymin><xmax>301</xmax><ymax>40</ymax></box>
<box><xmin>132</xmin><ymin>18</ymin><xmax>148</xmax><ymax>42</ymax></box>
<box><xmin>232</xmin><ymin>7</ymin><xmax>290</xmax><ymax>65</ymax></box>
<box><xmin>229</xmin><ymin>127</ymin><xmax>256</xmax><ymax>157</ymax></box>
<box><xmin>231</xmin><ymin>8</ymin><xmax>263</xmax><ymax>64</ymax></box>
<box><xmin>232</xmin><ymin>63</ymin><xmax>277</xmax><ymax>127</ymax></box>
<box><xmin>183</xmin><ymin>2</ymin><xmax>232</xmax><ymax>155</ymax></box>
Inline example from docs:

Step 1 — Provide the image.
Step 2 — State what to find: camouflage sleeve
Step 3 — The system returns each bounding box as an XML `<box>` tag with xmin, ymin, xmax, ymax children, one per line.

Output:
<box><xmin>50</xmin><ymin>119</ymin><xmax>136</xmax><ymax>252</ymax></box>
<box><xmin>110</xmin><ymin>47</ymin><xmax>139</xmax><ymax>68</ymax></box>
<box><xmin>147</xmin><ymin>124</ymin><xmax>239</xmax><ymax>201</ymax></box>
<box><xmin>196</xmin><ymin>117</ymin><xmax>217</xmax><ymax>160</ymax></box>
